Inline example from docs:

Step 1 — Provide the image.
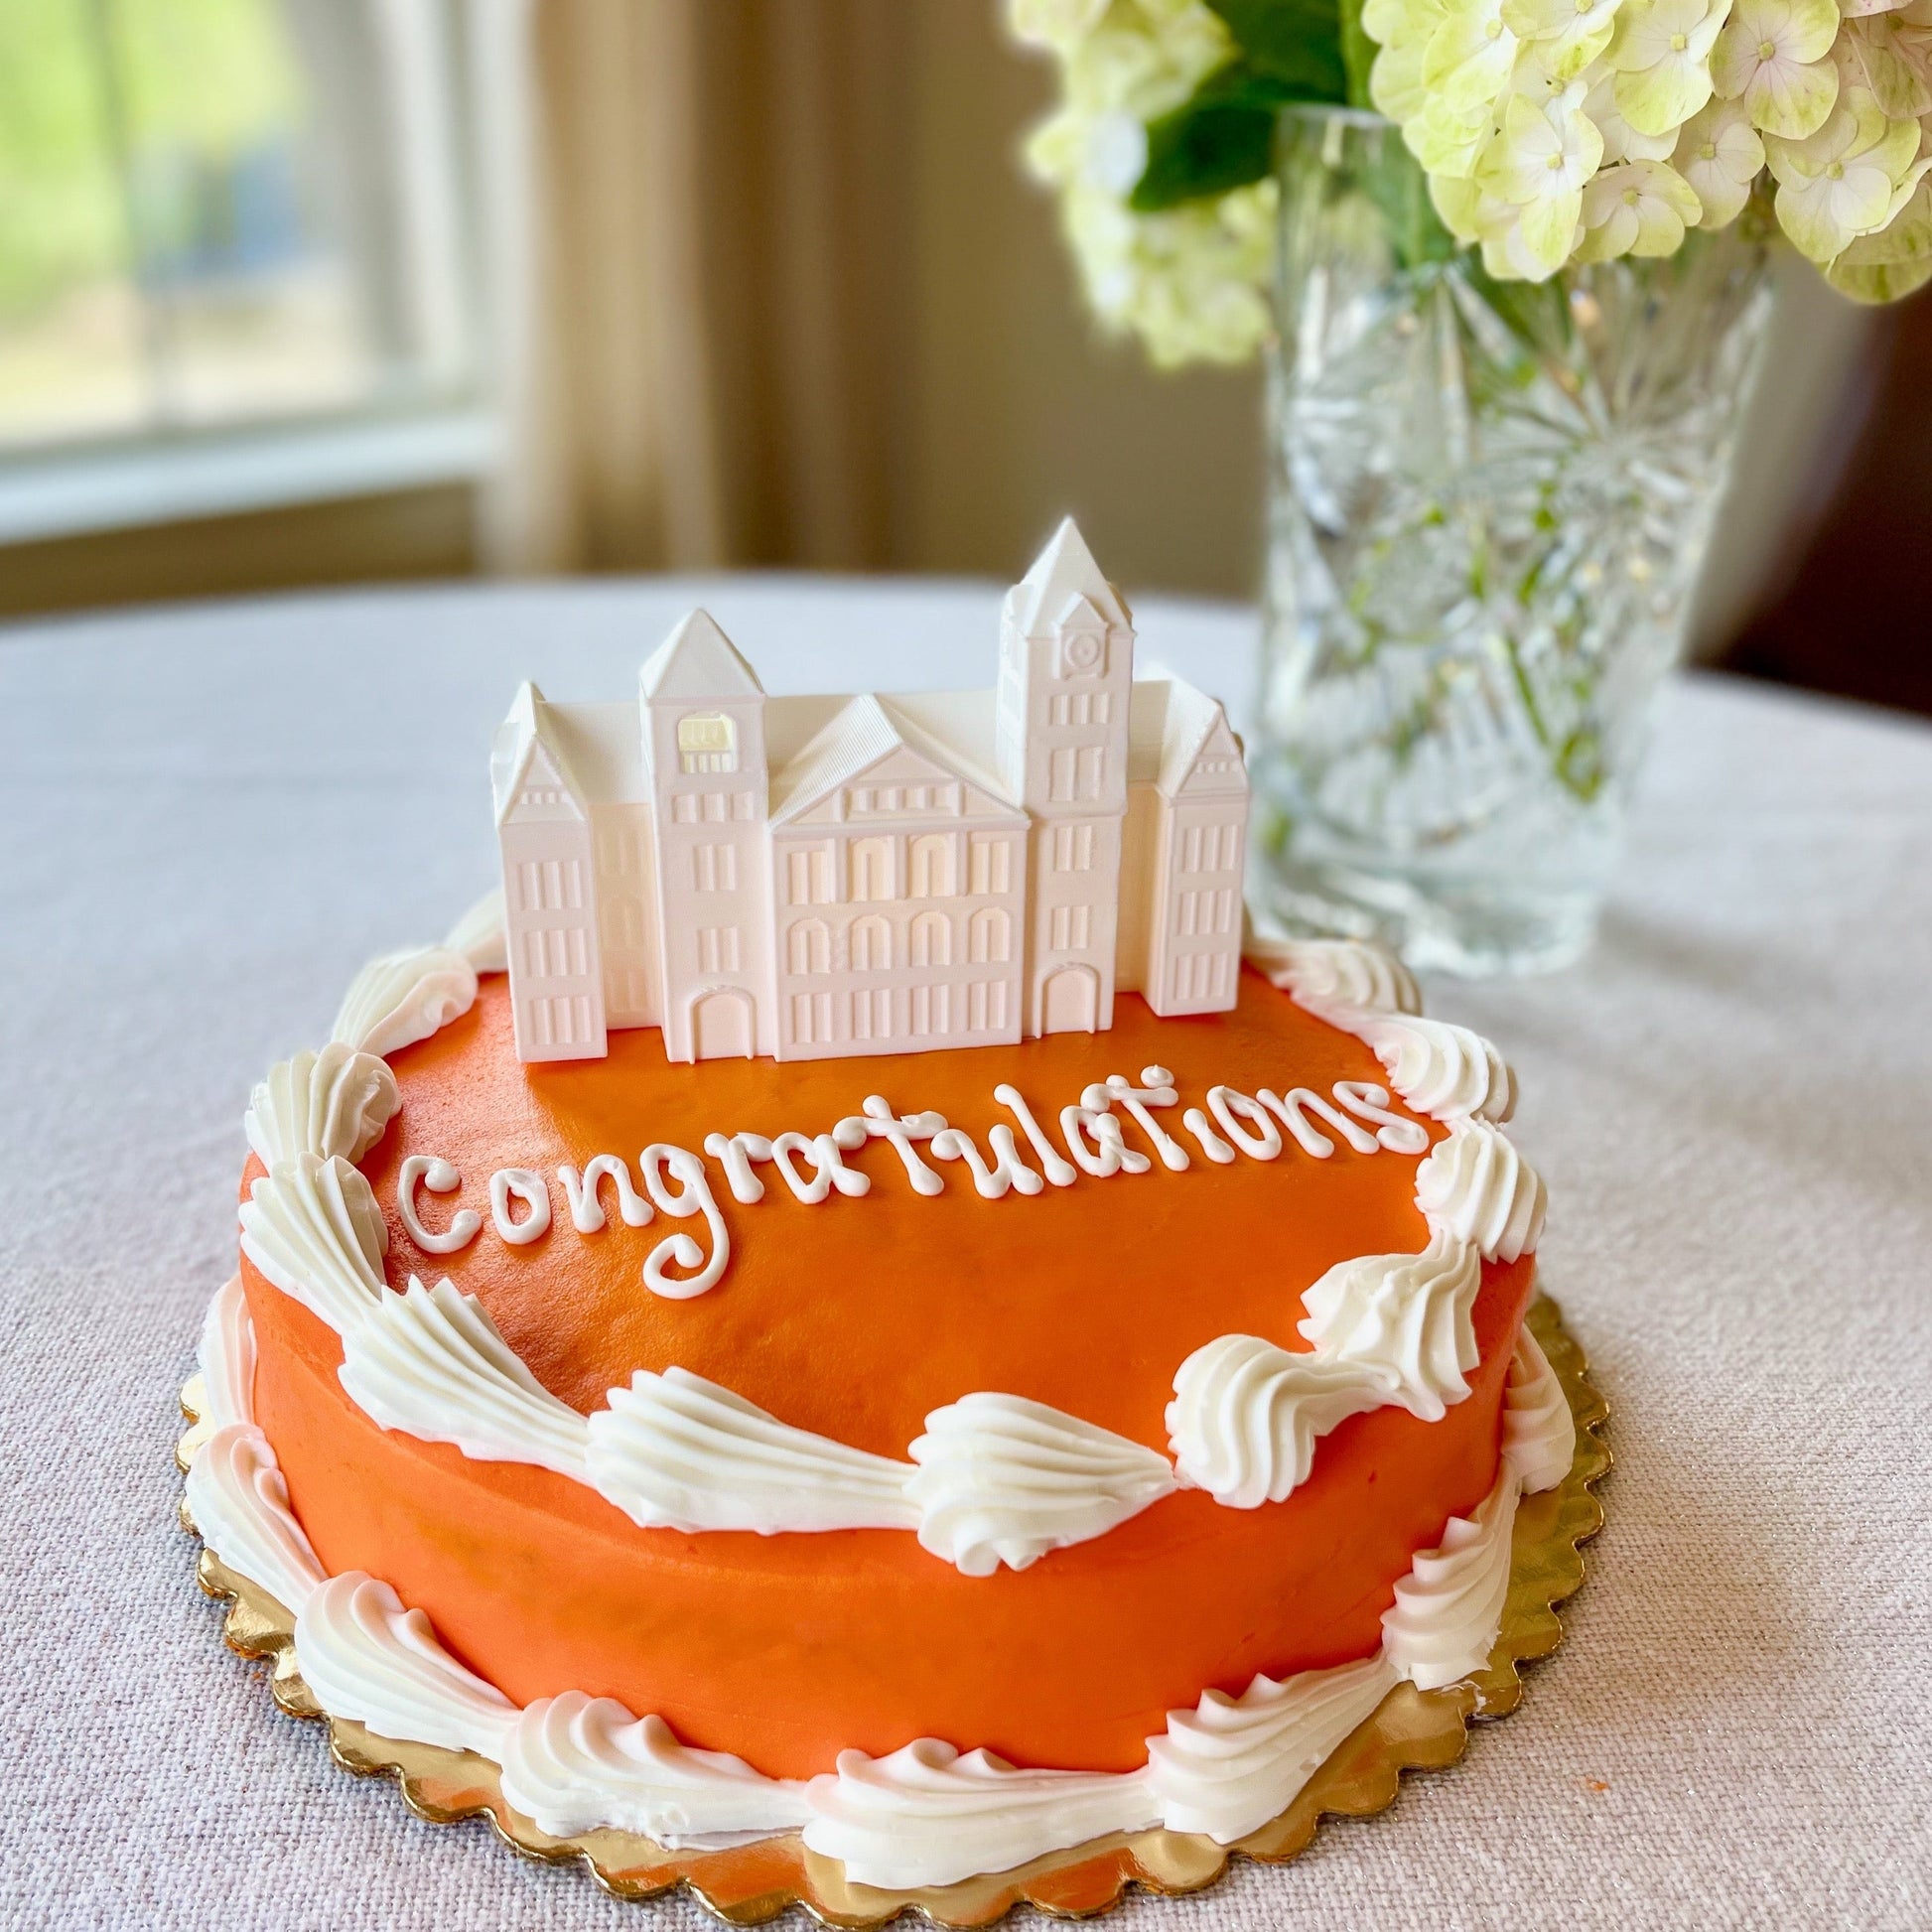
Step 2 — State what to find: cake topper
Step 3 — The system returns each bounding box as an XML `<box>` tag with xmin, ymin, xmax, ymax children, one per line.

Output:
<box><xmin>490</xmin><ymin>519</ymin><xmax>1250</xmax><ymax>1064</ymax></box>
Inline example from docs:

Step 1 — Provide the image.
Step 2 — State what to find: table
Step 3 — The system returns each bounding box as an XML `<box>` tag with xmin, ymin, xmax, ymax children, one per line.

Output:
<box><xmin>3</xmin><ymin>578</ymin><xmax>1928</xmax><ymax>1930</ymax></box>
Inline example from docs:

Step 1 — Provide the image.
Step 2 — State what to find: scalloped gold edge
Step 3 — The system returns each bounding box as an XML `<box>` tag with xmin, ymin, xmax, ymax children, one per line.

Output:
<box><xmin>176</xmin><ymin>1292</ymin><xmax>1608</xmax><ymax>1926</ymax></box>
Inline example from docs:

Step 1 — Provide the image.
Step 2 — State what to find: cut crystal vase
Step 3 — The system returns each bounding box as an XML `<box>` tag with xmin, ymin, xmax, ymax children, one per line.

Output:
<box><xmin>1250</xmin><ymin>107</ymin><xmax>1776</xmax><ymax>975</ymax></box>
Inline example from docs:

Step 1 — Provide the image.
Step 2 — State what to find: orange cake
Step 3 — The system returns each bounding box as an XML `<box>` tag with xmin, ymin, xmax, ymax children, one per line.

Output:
<box><xmin>184</xmin><ymin>545</ymin><xmax>1571</xmax><ymax>1892</ymax></box>
<box><xmin>189</xmin><ymin>925</ymin><xmax>1569</xmax><ymax>1890</ymax></box>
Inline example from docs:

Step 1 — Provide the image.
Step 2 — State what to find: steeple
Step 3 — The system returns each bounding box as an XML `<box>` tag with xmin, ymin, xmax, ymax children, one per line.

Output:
<box><xmin>640</xmin><ymin>609</ymin><xmax>764</xmax><ymax>703</ymax></box>
<box><xmin>1008</xmin><ymin>517</ymin><xmax>1130</xmax><ymax>638</ymax></box>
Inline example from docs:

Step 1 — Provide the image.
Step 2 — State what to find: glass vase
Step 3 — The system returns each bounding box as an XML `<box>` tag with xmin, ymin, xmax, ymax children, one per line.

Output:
<box><xmin>1250</xmin><ymin>107</ymin><xmax>1776</xmax><ymax>975</ymax></box>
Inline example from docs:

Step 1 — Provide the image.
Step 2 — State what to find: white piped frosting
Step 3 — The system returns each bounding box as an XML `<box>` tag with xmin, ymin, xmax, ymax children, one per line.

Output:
<box><xmin>444</xmin><ymin>888</ymin><xmax>508</xmax><ymax>975</ymax></box>
<box><xmin>1415</xmin><ymin>1120</ymin><xmax>1547</xmax><ymax>1262</ymax></box>
<box><xmin>185</xmin><ymin>1422</ymin><xmax>327</xmax><ymax>1613</ymax></box>
<box><xmin>500</xmin><ymin>1692</ymin><xmax>810</xmax><ymax>1844</ymax></box>
<box><xmin>1380</xmin><ymin>1474</ymin><xmax>1520</xmax><ymax>1691</ymax></box>
<box><xmin>1335</xmin><ymin>1013</ymin><xmax>1516</xmax><ymax>1125</ymax></box>
<box><xmin>585</xmin><ymin>1368</ymin><xmax>919</xmax><ymax>1535</ymax></box>
<box><xmin>189</xmin><ymin>1271</ymin><xmax>1572</xmax><ymax>1886</ymax></box>
<box><xmin>293</xmin><ymin>1572</ymin><xmax>516</xmax><ymax>1758</ymax></box>
<box><xmin>1167</xmin><ymin>1337</ymin><xmax>1382</xmax><ymax>1508</ymax></box>
<box><xmin>1502</xmin><ymin>1326</ymin><xmax>1575</xmax><ymax>1494</ymax></box>
<box><xmin>1295</xmin><ymin>1233</ymin><xmax>1482</xmax><ymax>1423</ymax></box>
<box><xmin>331</xmin><ymin>946</ymin><xmax>478</xmax><ymax>1059</ymax></box>
<box><xmin>1246</xmin><ymin>934</ymin><xmax>1422</xmax><ymax>1016</ymax></box>
<box><xmin>338</xmin><ymin>1278</ymin><xmax>592</xmax><ymax>1481</ymax></box>
<box><xmin>197</xmin><ymin>1273</ymin><xmax>256</xmax><ymax>1431</ymax></box>
<box><xmin>907</xmin><ymin>1396</ymin><xmax>1177</xmax><ymax>1576</ymax></box>
<box><xmin>1147</xmin><ymin>1654</ymin><xmax>1398</xmax><ymax>1843</ymax></box>
<box><xmin>802</xmin><ymin>1741</ymin><xmax>1161</xmax><ymax>1890</ymax></box>
<box><xmin>238</xmin><ymin>1155</ymin><xmax>388</xmax><ymax>1335</ymax></box>
<box><xmin>244</xmin><ymin>1043</ymin><xmax>400</xmax><ymax>1170</ymax></box>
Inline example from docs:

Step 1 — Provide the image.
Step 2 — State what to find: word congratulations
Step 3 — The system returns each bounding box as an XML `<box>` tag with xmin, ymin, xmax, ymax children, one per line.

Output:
<box><xmin>395</xmin><ymin>1067</ymin><xmax>1431</xmax><ymax>1301</ymax></box>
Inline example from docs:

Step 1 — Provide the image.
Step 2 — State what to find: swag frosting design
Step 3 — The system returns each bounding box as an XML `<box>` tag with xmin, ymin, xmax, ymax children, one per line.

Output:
<box><xmin>183</xmin><ymin>1271</ymin><xmax>1576</xmax><ymax>1887</ymax></box>
<box><xmin>232</xmin><ymin>914</ymin><xmax>1547</xmax><ymax>1575</ymax></box>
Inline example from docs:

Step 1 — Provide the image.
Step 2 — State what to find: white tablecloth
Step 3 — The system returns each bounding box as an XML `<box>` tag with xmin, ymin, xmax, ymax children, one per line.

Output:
<box><xmin>3</xmin><ymin>578</ymin><xmax>1928</xmax><ymax>1930</ymax></box>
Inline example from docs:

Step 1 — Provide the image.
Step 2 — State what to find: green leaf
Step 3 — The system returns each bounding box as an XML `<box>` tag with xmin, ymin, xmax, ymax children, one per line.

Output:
<box><xmin>1132</xmin><ymin>79</ymin><xmax>1278</xmax><ymax>209</ymax></box>
<box><xmin>1206</xmin><ymin>0</ymin><xmax>1348</xmax><ymax>98</ymax></box>
<box><xmin>1130</xmin><ymin>38</ymin><xmax>1349</xmax><ymax>211</ymax></box>
<box><xmin>1337</xmin><ymin>0</ymin><xmax>1378</xmax><ymax>111</ymax></box>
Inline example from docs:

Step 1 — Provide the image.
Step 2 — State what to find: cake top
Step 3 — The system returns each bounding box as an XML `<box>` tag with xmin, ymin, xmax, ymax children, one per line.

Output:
<box><xmin>487</xmin><ymin>519</ymin><xmax>1251</xmax><ymax>1067</ymax></box>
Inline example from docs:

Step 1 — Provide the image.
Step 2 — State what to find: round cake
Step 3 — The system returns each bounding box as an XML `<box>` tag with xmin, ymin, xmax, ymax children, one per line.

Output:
<box><xmin>188</xmin><ymin>921</ymin><xmax>1570</xmax><ymax>1892</ymax></box>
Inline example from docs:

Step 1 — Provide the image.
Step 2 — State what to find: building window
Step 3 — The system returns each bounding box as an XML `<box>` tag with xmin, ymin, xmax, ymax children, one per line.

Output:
<box><xmin>851</xmin><ymin>836</ymin><xmax>894</xmax><ymax>902</ymax></box>
<box><xmin>851</xmin><ymin>987</ymin><xmax>891</xmax><ymax>1042</ymax></box>
<box><xmin>852</xmin><ymin>914</ymin><xmax>892</xmax><ymax>972</ymax></box>
<box><xmin>968</xmin><ymin>835</ymin><xmax>1011</xmax><ymax>896</ymax></box>
<box><xmin>1180</xmin><ymin>821</ymin><xmax>1241</xmax><ymax>875</ymax></box>
<box><xmin>910</xmin><ymin>909</ymin><xmax>950</xmax><ymax>968</ymax></box>
<box><xmin>967</xmin><ymin>979</ymin><xmax>1008</xmax><ymax>1031</ymax></box>
<box><xmin>791</xmin><ymin>990</ymin><xmax>834</xmax><ymax>1045</ymax></box>
<box><xmin>1048</xmin><ymin>748</ymin><xmax>1075</xmax><ymax>802</ymax></box>
<box><xmin>1076</xmin><ymin>747</ymin><xmax>1105</xmax><ymax>798</ymax></box>
<box><xmin>698</xmin><ymin>925</ymin><xmax>740</xmax><ymax>973</ymax></box>
<box><xmin>909</xmin><ymin>833</ymin><xmax>954</xmax><ymax>898</ymax></box>
<box><xmin>1049</xmin><ymin>903</ymin><xmax>1092</xmax><ymax>951</ymax></box>
<box><xmin>516</xmin><ymin>857</ymin><xmax>585</xmax><ymax>913</ymax></box>
<box><xmin>693</xmin><ymin>843</ymin><xmax>737</xmax><ymax>893</ymax></box>
<box><xmin>1050</xmin><ymin>823</ymin><xmax>1095</xmax><ymax>872</ymax></box>
<box><xmin>785</xmin><ymin>846</ymin><xmax>834</xmax><ymax>905</ymax></box>
<box><xmin>677</xmin><ymin>714</ymin><xmax>738</xmax><ymax>774</ymax></box>
<box><xmin>787</xmin><ymin>918</ymin><xmax>830</xmax><ymax>976</ymax></box>
<box><xmin>968</xmin><ymin>905</ymin><xmax>1010</xmax><ymax>965</ymax></box>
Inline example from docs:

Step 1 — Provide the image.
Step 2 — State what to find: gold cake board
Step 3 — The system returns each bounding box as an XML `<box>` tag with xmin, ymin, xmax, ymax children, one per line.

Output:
<box><xmin>176</xmin><ymin>1295</ymin><xmax>1609</xmax><ymax>1926</ymax></box>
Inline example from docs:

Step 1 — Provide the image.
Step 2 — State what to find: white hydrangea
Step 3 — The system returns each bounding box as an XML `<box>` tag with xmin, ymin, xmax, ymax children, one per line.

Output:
<box><xmin>1014</xmin><ymin>0</ymin><xmax>1277</xmax><ymax>365</ymax></box>
<box><xmin>1019</xmin><ymin>0</ymin><xmax>1932</xmax><ymax>365</ymax></box>
<box><xmin>1368</xmin><ymin>0</ymin><xmax>1932</xmax><ymax>286</ymax></box>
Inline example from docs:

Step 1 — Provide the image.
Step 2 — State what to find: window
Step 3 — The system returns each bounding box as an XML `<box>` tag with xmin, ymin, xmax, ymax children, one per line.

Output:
<box><xmin>968</xmin><ymin>835</ymin><xmax>1011</xmax><ymax>896</ymax></box>
<box><xmin>515</xmin><ymin>856</ymin><xmax>585</xmax><ymax>913</ymax></box>
<box><xmin>0</xmin><ymin>0</ymin><xmax>490</xmax><ymax>537</ymax></box>
<box><xmin>785</xmin><ymin>845</ymin><xmax>835</xmax><ymax>905</ymax></box>
<box><xmin>692</xmin><ymin>842</ymin><xmax>737</xmax><ymax>893</ymax></box>
<box><xmin>1180</xmin><ymin>821</ymin><xmax>1240</xmax><ymax>875</ymax></box>
<box><xmin>697</xmin><ymin>924</ymin><xmax>740</xmax><ymax>973</ymax></box>
<box><xmin>1049</xmin><ymin>902</ymin><xmax>1091</xmax><ymax>951</ymax></box>
<box><xmin>787</xmin><ymin>918</ymin><xmax>830</xmax><ymax>975</ymax></box>
<box><xmin>910</xmin><ymin>982</ymin><xmax>950</xmax><ymax>1035</ymax></box>
<box><xmin>1051</xmin><ymin>823</ymin><xmax>1095</xmax><ymax>872</ymax></box>
<box><xmin>1048</xmin><ymin>748</ymin><xmax>1075</xmax><ymax>802</ymax></box>
<box><xmin>966</xmin><ymin>979</ymin><xmax>1008</xmax><ymax>1032</ymax></box>
<box><xmin>851</xmin><ymin>914</ymin><xmax>892</xmax><ymax>972</ymax></box>
<box><xmin>677</xmin><ymin>714</ymin><xmax>737</xmax><ymax>774</ymax></box>
<box><xmin>1076</xmin><ymin>747</ymin><xmax>1105</xmax><ymax>798</ymax></box>
<box><xmin>910</xmin><ymin>909</ymin><xmax>950</xmax><ymax>968</ymax></box>
<box><xmin>851</xmin><ymin>986</ymin><xmax>891</xmax><ymax>1041</ymax></box>
<box><xmin>968</xmin><ymin>904</ymin><xmax>1010</xmax><ymax>965</ymax></box>
<box><xmin>851</xmin><ymin>836</ymin><xmax>894</xmax><ymax>901</ymax></box>
<box><xmin>909</xmin><ymin>833</ymin><xmax>953</xmax><ymax>897</ymax></box>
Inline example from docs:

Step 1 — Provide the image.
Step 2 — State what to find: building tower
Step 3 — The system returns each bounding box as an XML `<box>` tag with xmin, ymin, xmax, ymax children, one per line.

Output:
<box><xmin>995</xmin><ymin>519</ymin><xmax>1136</xmax><ymax>1035</ymax></box>
<box><xmin>492</xmin><ymin>683</ymin><xmax>608</xmax><ymax>1062</ymax></box>
<box><xmin>639</xmin><ymin>611</ymin><xmax>773</xmax><ymax>1061</ymax></box>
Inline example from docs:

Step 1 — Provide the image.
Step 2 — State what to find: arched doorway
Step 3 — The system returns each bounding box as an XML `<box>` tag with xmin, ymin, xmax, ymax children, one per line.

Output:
<box><xmin>692</xmin><ymin>988</ymin><xmax>755</xmax><ymax>1059</ymax></box>
<box><xmin>1041</xmin><ymin>964</ymin><xmax>1099</xmax><ymax>1035</ymax></box>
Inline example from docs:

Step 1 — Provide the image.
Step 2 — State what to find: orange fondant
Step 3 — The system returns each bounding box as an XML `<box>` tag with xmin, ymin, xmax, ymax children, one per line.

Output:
<box><xmin>240</xmin><ymin>968</ymin><xmax>1536</xmax><ymax>1779</ymax></box>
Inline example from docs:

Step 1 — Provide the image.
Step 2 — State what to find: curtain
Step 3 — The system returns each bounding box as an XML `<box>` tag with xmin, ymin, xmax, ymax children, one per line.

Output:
<box><xmin>490</xmin><ymin>0</ymin><xmax>913</xmax><ymax>575</ymax></box>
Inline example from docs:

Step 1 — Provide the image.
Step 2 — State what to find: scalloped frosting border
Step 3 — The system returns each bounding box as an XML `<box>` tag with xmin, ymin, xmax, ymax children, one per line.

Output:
<box><xmin>174</xmin><ymin>1298</ymin><xmax>1607</xmax><ymax>1916</ymax></box>
<box><xmin>236</xmin><ymin>912</ymin><xmax>1550</xmax><ymax>1576</ymax></box>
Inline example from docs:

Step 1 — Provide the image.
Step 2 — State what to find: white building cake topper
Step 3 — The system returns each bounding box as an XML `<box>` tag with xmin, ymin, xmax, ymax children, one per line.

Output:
<box><xmin>490</xmin><ymin>519</ymin><xmax>1250</xmax><ymax>1065</ymax></box>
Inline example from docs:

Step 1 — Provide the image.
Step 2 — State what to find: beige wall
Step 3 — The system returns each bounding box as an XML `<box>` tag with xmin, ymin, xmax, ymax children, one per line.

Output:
<box><xmin>897</xmin><ymin>8</ymin><xmax>1264</xmax><ymax>601</ymax></box>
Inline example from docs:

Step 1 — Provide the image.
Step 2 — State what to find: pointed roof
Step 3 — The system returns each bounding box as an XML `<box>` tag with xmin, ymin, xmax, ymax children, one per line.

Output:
<box><xmin>1009</xmin><ymin>516</ymin><xmax>1129</xmax><ymax>636</ymax></box>
<box><xmin>768</xmin><ymin>693</ymin><xmax>1026</xmax><ymax>827</ymax></box>
<box><xmin>639</xmin><ymin>609</ymin><xmax>764</xmax><ymax>703</ymax></box>
<box><xmin>1154</xmin><ymin>680</ymin><xmax>1241</xmax><ymax>798</ymax></box>
<box><xmin>490</xmin><ymin>681</ymin><xmax>596</xmax><ymax>823</ymax></box>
